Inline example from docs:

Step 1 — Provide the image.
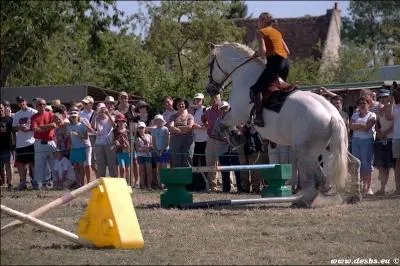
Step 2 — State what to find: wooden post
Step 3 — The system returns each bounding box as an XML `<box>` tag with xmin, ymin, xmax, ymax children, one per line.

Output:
<box><xmin>1</xmin><ymin>205</ymin><xmax>93</xmax><ymax>248</ymax></box>
<box><xmin>1</xmin><ymin>179</ymin><xmax>101</xmax><ymax>236</ymax></box>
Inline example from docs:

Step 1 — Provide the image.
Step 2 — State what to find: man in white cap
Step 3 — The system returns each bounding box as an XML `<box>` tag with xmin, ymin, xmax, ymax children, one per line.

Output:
<box><xmin>188</xmin><ymin>93</ymin><xmax>208</xmax><ymax>191</ymax></box>
<box><xmin>80</xmin><ymin>96</ymin><xmax>96</xmax><ymax>183</ymax></box>
<box><xmin>104</xmin><ymin>96</ymin><xmax>116</xmax><ymax>116</ymax></box>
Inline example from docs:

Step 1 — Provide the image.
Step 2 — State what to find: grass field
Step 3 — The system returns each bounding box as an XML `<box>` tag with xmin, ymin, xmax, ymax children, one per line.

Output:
<box><xmin>1</xmin><ymin>170</ymin><xmax>399</xmax><ymax>265</ymax></box>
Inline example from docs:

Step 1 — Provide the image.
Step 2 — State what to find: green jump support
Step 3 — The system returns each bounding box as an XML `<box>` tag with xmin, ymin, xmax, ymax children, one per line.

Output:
<box><xmin>160</xmin><ymin>168</ymin><xmax>193</xmax><ymax>208</ymax></box>
<box><xmin>261</xmin><ymin>164</ymin><xmax>292</xmax><ymax>197</ymax></box>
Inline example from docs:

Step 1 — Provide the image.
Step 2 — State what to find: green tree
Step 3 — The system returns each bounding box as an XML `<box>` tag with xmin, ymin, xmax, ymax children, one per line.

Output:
<box><xmin>0</xmin><ymin>0</ymin><xmax>125</xmax><ymax>87</ymax></box>
<box><xmin>342</xmin><ymin>1</ymin><xmax>400</xmax><ymax>66</ymax></box>
<box><xmin>225</xmin><ymin>0</ymin><xmax>248</xmax><ymax>19</ymax></box>
<box><xmin>143</xmin><ymin>1</ymin><xmax>246</xmax><ymax>99</ymax></box>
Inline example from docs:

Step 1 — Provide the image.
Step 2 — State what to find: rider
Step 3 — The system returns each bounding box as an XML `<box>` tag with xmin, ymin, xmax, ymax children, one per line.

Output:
<box><xmin>250</xmin><ymin>12</ymin><xmax>290</xmax><ymax>127</ymax></box>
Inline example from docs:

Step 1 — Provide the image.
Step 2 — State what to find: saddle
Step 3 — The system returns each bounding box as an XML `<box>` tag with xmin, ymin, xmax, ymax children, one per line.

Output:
<box><xmin>262</xmin><ymin>79</ymin><xmax>297</xmax><ymax>113</ymax></box>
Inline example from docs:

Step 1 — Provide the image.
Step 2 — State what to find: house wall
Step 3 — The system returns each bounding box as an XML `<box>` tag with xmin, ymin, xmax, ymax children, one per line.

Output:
<box><xmin>320</xmin><ymin>6</ymin><xmax>341</xmax><ymax>73</ymax></box>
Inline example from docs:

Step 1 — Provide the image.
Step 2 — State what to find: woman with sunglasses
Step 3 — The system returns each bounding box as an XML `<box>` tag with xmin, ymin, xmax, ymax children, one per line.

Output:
<box><xmin>350</xmin><ymin>96</ymin><xmax>377</xmax><ymax>195</ymax></box>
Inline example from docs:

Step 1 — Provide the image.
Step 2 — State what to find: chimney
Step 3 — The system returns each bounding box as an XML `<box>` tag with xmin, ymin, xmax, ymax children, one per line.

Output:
<box><xmin>334</xmin><ymin>2</ymin><xmax>338</xmax><ymax>9</ymax></box>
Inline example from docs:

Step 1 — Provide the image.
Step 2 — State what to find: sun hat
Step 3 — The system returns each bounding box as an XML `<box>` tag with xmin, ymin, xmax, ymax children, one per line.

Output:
<box><xmin>51</xmin><ymin>99</ymin><xmax>61</xmax><ymax>106</ymax></box>
<box><xmin>119</xmin><ymin>91</ymin><xmax>129</xmax><ymax>97</ymax></box>
<box><xmin>115</xmin><ymin>113</ymin><xmax>127</xmax><ymax>122</ymax></box>
<box><xmin>104</xmin><ymin>96</ymin><xmax>116</xmax><ymax>103</ymax></box>
<box><xmin>153</xmin><ymin>114</ymin><xmax>166</xmax><ymax>125</ymax></box>
<box><xmin>193</xmin><ymin>93</ymin><xmax>205</xmax><ymax>99</ymax></box>
<box><xmin>82</xmin><ymin>96</ymin><xmax>94</xmax><ymax>104</ymax></box>
<box><xmin>137</xmin><ymin>121</ymin><xmax>146</xmax><ymax>128</ymax></box>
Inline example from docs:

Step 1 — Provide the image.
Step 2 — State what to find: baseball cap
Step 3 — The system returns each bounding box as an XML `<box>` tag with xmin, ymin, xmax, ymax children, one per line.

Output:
<box><xmin>70</xmin><ymin>111</ymin><xmax>79</xmax><ymax>117</ymax></box>
<box><xmin>218</xmin><ymin>101</ymin><xmax>230</xmax><ymax>109</ymax></box>
<box><xmin>16</xmin><ymin>96</ymin><xmax>25</xmax><ymax>103</ymax></box>
<box><xmin>193</xmin><ymin>93</ymin><xmax>205</xmax><ymax>99</ymax></box>
<box><xmin>82</xmin><ymin>96</ymin><xmax>94</xmax><ymax>104</ymax></box>
<box><xmin>115</xmin><ymin>113</ymin><xmax>127</xmax><ymax>122</ymax></box>
<box><xmin>377</xmin><ymin>89</ymin><xmax>391</xmax><ymax>98</ymax></box>
<box><xmin>137</xmin><ymin>121</ymin><xmax>146</xmax><ymax>128</ymax></box>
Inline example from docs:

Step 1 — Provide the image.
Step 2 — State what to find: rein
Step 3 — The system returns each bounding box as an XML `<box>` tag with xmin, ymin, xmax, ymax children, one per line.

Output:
<box><xmin>208</xmin><ymin>55</ymin><xmax>254</xmax><ymax>92</ymax></box>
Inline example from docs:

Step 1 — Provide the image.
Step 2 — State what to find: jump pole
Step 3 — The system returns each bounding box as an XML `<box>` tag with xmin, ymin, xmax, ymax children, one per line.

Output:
<box><xmin>1</xmin><ymin>178</ymin><xmax>101</xmax><ymax>236</ymax></box>
<box><xmin>191</xmin><ymin>164</ymin><xmax>278</xmax><ymax>173</ymax></box>
<box><xmin>179</xmin><ymin>196</ymin><xmax>299</xmax><ymax>209</ymax></box>
<box><xmin>1</xmin><ymin>205</ymin><xmax>94</xmax><ymax>247</ymax></box>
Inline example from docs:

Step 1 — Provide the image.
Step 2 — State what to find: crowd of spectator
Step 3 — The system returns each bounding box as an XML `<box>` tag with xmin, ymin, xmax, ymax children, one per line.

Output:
<box><xmin>0</xmin><ymin>81</ymin><xmax>399</xmax><ymax>196</ymax></box>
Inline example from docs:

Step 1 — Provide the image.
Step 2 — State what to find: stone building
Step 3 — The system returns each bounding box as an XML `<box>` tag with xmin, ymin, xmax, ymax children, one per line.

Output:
<box><xmin>233</xmin><ymin>2</ymin><xmax>342</xmax><ymax>69</ymax></box>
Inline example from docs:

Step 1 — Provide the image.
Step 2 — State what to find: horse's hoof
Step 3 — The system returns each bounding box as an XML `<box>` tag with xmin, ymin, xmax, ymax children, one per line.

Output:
<box><xmin>291</xmin><ymin>199</ymin><xmax>311</xmax><ymax>209</ymax></box>
<box><xmin>344</xmin><ymin>195</ymin><xmax>362</xmax><ymax>204</ymax></box>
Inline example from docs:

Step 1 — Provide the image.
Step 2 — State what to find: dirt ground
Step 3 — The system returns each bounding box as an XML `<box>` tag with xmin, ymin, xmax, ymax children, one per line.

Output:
<box><xmin>1</xmin><ymin>170</ymin><xmax>399</xmax><ymax>265</ymax></box>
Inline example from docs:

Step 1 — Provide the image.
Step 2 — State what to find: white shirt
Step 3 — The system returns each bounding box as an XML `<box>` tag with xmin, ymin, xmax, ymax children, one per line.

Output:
<box><xmin>53</xmin><ymin>157</ymin><xmax>76</xmax><ymax>181</ymax></box>
<box><xmin>393</xmin><ymin>104</ymin><xmax>400</xmax><ymax>139</ymax></box>
<box><xmin>193</xmin><ymin>106</ymin><xmax>208</xmax><ymax>142</ymax></box>
<box><xmin>12</xmin><ymin>107</ymin><xmax>38</xmax><ymax>148</ymax></box>
<box><xmin>351</xmin><ymin>111</ymin><xmax>376</xmax><ymax>139</ymax></box>
<box><xmin>95</xmin><ymin>117</ymin><xmax>114</xmax><ymax>145</ymax></box>
<box><xmin>80</xmin><ymin>109</ymin><xmax>94</xmax><ymax>123</ymax></box>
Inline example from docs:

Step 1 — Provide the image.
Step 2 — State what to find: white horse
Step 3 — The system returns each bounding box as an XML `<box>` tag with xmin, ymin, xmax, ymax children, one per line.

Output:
<box><xmin>205</xmin><ymin>42</ymin><xmax>361</xmax><ymax>207</ymax></box>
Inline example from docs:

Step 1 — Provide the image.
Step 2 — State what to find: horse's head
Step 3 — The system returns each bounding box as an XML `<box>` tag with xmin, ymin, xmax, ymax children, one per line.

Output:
<box><xmin>205</xmin><ymin>42</ymin><xmax>264</xmax><ymax>126</ymax></box>
<box><xmin>205</xmin><ymin>43</ymin><xmax>227</xmax><ymax>97</ymax></box>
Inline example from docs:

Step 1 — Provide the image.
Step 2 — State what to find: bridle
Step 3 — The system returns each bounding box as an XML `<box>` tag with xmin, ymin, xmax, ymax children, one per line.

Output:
<box><xmin>207</xmin><ymin>53</ymin><xmax>254</xmax><ymax>96</ymax></box>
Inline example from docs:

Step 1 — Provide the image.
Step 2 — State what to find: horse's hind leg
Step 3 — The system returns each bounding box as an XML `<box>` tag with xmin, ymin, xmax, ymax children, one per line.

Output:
<box><xmin>291</xmin><ymin>148</ymin><xmax>325</xmax><ymax>208</ymax></box>
<box><xmin>341</xmin><ymin>151</ymin><xmax>362</xmax><ymax>204</ymax></box>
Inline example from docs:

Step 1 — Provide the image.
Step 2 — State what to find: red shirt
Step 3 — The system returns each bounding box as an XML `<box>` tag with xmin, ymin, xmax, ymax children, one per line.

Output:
<box><xmin>31</xmin><ymin>111</ymin><xmax>55</xmax><ymax>141</ymax></box>
<box><xmin>202</xmin><ymin>105</ymin><xmax>221</xmax><ymax>137</ymax></box>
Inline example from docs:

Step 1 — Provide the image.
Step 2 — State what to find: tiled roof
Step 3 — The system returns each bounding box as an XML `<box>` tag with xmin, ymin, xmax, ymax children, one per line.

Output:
<box><xmin>232</xmin><ymin>11</ymin><xmax>334</xmax><ymax>60</ymax></box>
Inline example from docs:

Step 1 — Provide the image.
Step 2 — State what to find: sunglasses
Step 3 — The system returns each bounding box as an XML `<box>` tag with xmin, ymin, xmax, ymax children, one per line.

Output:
<box><xmin>138</xmin><ymin>126</ymin><xmax>145</xmax><ymax>129</ymax></box>
<box><xmin>358</xmin><ymin>102</ymin><xmax>367</xmax><ymax>105</ymax></box>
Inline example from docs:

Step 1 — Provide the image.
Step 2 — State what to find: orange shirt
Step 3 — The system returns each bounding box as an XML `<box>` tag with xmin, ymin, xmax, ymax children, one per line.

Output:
<box><xmin>259</xmin><ymin>26</ymin><xmax>288</xmax><ymax>59</ymax></box>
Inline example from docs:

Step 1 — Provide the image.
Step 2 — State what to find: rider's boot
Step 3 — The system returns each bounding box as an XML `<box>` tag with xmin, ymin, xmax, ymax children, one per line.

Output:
<box><xmin>253</xmin><ymin>92</ymin><xmax>264</xmax><ymax>127</ymax></box>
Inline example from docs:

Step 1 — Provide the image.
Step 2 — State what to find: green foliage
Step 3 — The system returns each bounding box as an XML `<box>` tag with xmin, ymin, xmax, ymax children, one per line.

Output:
<box><xmin>332</xmin><ymin>44</ymin><xmax>376</xmax><ymax>83</ymax></box>
<box><xmin>144</xmin><ymin>1</ymin><xmax>246</xmax><ymax>100</ymax></box>
<box><xmin>343</xmin><ymin>1</ymin><xmax>400</xmax><ymax>66</ymax></box>
<box><xmin>225</xmin><ymin>0</ymin><xmax>248</xmax><ymax>19</ymax></box>
<box><xmin>0</xmin><ymin>0</ymin><xmax>125</xmax><ymax>87</ymax></box>
<box><xmin>288</xmin><ymin>58</ymin><xmax>322</xmax><ymax>86</ymax></box>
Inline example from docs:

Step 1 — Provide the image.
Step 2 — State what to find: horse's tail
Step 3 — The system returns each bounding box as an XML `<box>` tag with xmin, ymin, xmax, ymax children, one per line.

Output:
<box><xmin>328</xmin><ymin>114</ymin><xmax>348</xmax><ymax>190</ymax></box>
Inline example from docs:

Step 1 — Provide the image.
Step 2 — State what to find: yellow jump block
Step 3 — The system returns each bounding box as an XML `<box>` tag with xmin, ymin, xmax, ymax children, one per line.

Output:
<box><xmin>77</xmin><ymin>177</ymin><xmax>144</xmax><ymax>249</ymax></box>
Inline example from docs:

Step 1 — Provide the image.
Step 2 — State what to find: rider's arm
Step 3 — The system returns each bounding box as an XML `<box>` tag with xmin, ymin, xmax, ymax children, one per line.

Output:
<box><xmin>254</xmin><ymin>31</ymin><xmax>266</xmax><ymax>58</ymax></box>
<box><xmin>283</xmin><ymin>39</ymin><xmax>290</xmax><ymax>55</ymax></box>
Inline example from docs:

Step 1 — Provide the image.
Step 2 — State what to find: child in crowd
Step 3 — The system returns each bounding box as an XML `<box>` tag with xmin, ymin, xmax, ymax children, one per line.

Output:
<box><xmin>54</xmin><ymin>113</ymin><xmax>70</xmax><ymax>158</ymax></box>
<box><xmin>134</xmin><ymin>121</ymin><xmax>153</xmax><ymax>190</ymax></box>
<box><xmin>53</xmin><ymin>149</ymin><xmax>76</xmax><ymax>190</ymax></box>
<box><xmin>114</xmin><ymin>113</ymin><xmax>131</xmax><ymax>183</ymax></box>
<box><xmin>151</xmin><ymin>114</ymin><xmax>170</xmax><ymax>189</ymax></box>
<box><xmin>66</xmin><ymin>109</ymin><xmax>88</xmax><ymax>187</ymax></box>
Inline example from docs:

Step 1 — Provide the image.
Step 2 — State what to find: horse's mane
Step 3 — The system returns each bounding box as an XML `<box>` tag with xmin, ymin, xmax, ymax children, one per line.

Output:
<box><xmin>214</xmin><ymin>42</ymin><xmax>264</xmax><ymax>66</ymax></box>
